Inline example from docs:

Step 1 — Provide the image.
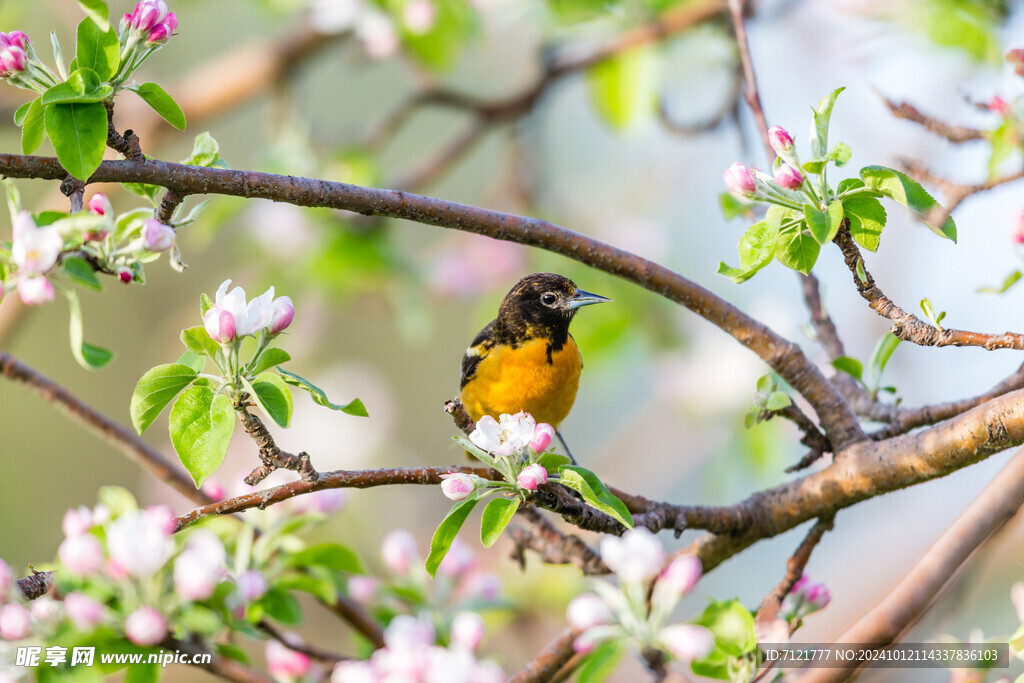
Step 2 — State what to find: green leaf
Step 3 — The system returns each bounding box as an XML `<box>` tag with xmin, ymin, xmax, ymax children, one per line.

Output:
<box><xmin>62</xmin><ymin>256</ymin><xmax>102</xmax><ymax>291</ymax></box>
<box><xmin>77</xmin><ymin>0</ymin><xmax>111</xmax><ymax>31</ymax></box>
<box><xmin>860</xmin><ymin>165</ymin><xmax>956</xmax><ymax>242</ymax></box>
<box><xmin>717</xmin><ymin>215</ymin><xmax>781</xmax><ymax>284</ymax></box>
<box><xmin>400</xmin><ymin>0</ymin><xmax>474</xmax><ymax>70</ymax></box>
<box><xmin>21</xmin><ymin>99</ymin><xmax>45</xmax><ymax>155</ymax></box>
<box><xmin>537</xmin><ymin>451</ymin><xmax>572</xmax><ymax>474</ymax></box>
<box><xmin>868</xmin><ymin>333</ymin><xmax>900</xmax><ymax>379</ymax></box>
<box><xmin>274</xmin><ymin>571</ymin><xmax>339</xmax><ymax>605</ymax></box>
<box><xmin>76</xmin><ymin>18</ymin><xmax>119</xmax><ymax>81</ymax></box>
<box><xmin>184</xmin><ymin>132</ymin><xmax>221</xmax><ymax>167</ymax></box>
<box><xmin>830</xmin><ymin>142</ymin><xmax>852</xmax><ymax>166</ymax></box>
<box><xmin>844</xmin><ymin>195</ymin><xmax>887</xmax><ymax>252</ymax></box>
<box><xmin>577</xmin><ymin>640</ymin><xmax>627</xmax><ymax>683</ymax></box>
<box><xmin>978</xmin><ymin>270</ymin><xmax>1022</xmax><ymax>294</ymax></box>
<box><xmin>123</xmin><ymin>664</ymin><xmax>158</xmax><ymax>683</ymax></box>
<box><xmin>558</xmin><ymin>466</ymin><xmax>633</xmax><ymax>529</ymax></box>
<box><xmin>181</xmin><ymin>326</ymin><xmax>220</xmax><ymax>358</ymax></box>
<box><xmin>587</xmin><ymin>45</ymin><xmax>659</xmax><ymax>131</ymax></box>
<box><xmin>287</xmin><ymin>543</ymin><xmax>364</xmax><ymax>574</ymax></box>
<box><xmin>247</xmin><ymin>348</ymin><xmax>291</xmax><ymax>377</ymax></box>
<box><xmin>66</xmin><ymin>289</ymin><xmax>114</xmax><ymax>369</ymax></box>
<box><xmin>122</xmin><ymin>181</ymin><xmax>161</xmax><ymax>204</ymax></box>
<box><xmin>278</xmin><ymin>367</ymin><xmax>367</xmax><ymax>416</ymax></box>
<box><xmin>258</xmin><ymin>588</ymin><xmax>303</xmax><ymax>626</ymax></box>
<box><xmin>128</xmin><ymin>83</ymin><xmax>186</xmax><ymax>131</ymax></box>
<box><xmin>200</xmin><ymin>292</ymin><xmax>214</xmax><ymax>317</ymax></box>
<box><xmin>809</xmin><ymin>87</ymin><xmax>845</xmax><ymax>159</ymax></box>
<box><xmin>130</xmin><ymin>363</ymin><xmax>199</xmax><ymax>434</ymax></box>
<box><xmin>251</xmin><ymin>371</ymin><xmax>293</xmax><ymax>428</ymax></box>
<box><xmin>215</xmin><ymin>644</ymin><xmax>250</xmax><ymax>665</ymax></box>
<box><xmin>51</xmin><ymin>31</ymin><xmax>68</xmax><ymax>81</ymax></box>
<box><xmin>168</xmin><ymin>385</ymin><xmax>235</xmax><ymax>487</ymax></box>
<box><xmin>42</xmin><ymin>68</ymin><xmax>112</xmax><ymax>105</ymax></box>
<box><xmin>719</xmin><ymin>192</ymin><xmax>750</xmax><ymax>221</ymax></box>
<box><xmin>177</xmin><ymin>605</ymin><xmax>222</xmax><ymax>637</ymax></box>
<box><xmin>44</xmin><ymin>101</ymin><xmax>107</xmax><ymax>181</ymax></box>
<box><xmin>425</xmin><ymin>498</ymin><xmax>478</xmax><ymax>577</ymax></box>
<box><xmin>694</xmin><ymin>598</ymin><xmax>757</xmax><ymax>657</ymax></box>
<box><xmin>176</xmin><ymin>350</ymin><xmax>205</xmax><ymax>374</ymax></box>
<box><xmin>836</xmin><ymin>177</ymin><xmax>866</xmax><ymax>195</ymax></box>
<box><xmin>774</xmin><ymin>224</ymin><xmax>821</xmax><ymax>275</ymax></box>
<box><xmin>14</xmin><ymin>99</ymin><xmax>34</xmax><ymax>126</ymax></box>
<box><xmin>803</xmin><ymin>200</ymin><xmax>844</xmax><ymax>245</ymax></box>
<box><xmin>480</xmin><ymin>497</ymin><xmax>519</xmax><ymax>548</ymax></box>
<box><xmin>832</xmin><ymin>356</ymin><xmax>863</xmax><ymax>380</ymax></box>
<box><xmin>764</xmin><ymin>392</ymin><xmax>791</xmax><ymax>411</ymax></box>
<box><xmin>755</xmin><ymin>374</ymin><xmax>772</xmax><ymax>394</ymax></box>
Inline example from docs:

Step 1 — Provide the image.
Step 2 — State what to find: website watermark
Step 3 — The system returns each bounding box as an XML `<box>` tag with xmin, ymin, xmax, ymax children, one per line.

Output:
<box><xmin>14</xmin><ymin>646</ymin><xmax>211</xmax><ymax>668</ymax></box>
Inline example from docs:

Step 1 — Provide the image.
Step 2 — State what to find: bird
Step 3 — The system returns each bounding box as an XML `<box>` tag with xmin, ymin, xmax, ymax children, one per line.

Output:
<box><xmin>459</xmin><ymin>272</ymin><xmax>610</xmax><ymax>461</ymax></box>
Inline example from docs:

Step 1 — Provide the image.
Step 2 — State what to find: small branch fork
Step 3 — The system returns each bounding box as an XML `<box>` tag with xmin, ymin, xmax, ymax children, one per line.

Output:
<box><xmin>754</xmin><ymin>516</ymin><xmax>834</xmax><ymax>625</ymax></box>
<box><xmin>880</xmin><ymin>97</ymin><xmax>986</xmax><ymax>143</ymax></box>
<box><xmin>104</xmin><ymin>100</ymin><xmax>144</xmax><ymax>162</ymax></box>
<box><xmin>236</xmin><ymin>404</ymin><xmax>319</xmax><ymax>485</ymax></box>
<box><xmin>510</xmin><ymin>507</ymin><xmax>608</xmax><ymax>575</ymax></box>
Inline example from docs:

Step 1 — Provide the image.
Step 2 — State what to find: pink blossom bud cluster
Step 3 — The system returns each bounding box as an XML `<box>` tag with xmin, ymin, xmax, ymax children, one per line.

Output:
<box><xmin>780</xmin><ymin>575</ymin><xmax>831</xmax><ymax>621</ymax></box>
<box><xmin>121</xmin><ymin>1</ymin><xmax>177</xmax><ymax>45</ymax></box>
<box><xmin>0</xmin><ymin>31</ymin><xmax>29</xmax><ymax>78</ymax></box>
<box><xmin>202</xmin><ymin>279</ymin><xmax>295</xmax><ymax>344</ymax></box>
<box><xmin>724</xmin><ymin>125</ymin><xmax>806</xmax><ymax>200</ymax></box>
<box><xmin>567</xmin><ymin>528</ymin><xmax>714</xmax><ymax>664</ymax></box>
<box><xmin>328</xmin><ymin>613</ymin><xmax>504</xmax><ymax>683</ymax></box>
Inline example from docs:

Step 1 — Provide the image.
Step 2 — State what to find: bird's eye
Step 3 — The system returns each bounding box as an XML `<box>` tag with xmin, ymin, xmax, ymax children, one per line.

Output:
<box><xmin>541</xmin><ymin>292</ymin><xmax>557</xmax><ymax>306</ymax></box>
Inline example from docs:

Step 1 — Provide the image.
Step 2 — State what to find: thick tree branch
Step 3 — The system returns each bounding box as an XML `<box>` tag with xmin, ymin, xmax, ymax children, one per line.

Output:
<box><xmin>834</xmin><ymin>225</ymin><xmax>1024</xmax><ymax>350</ymax></box>
<box><xmin>510</xmin><ymin>507</ymin><xmax>608</xmax><ymax>575</ymax></box>
<box><xmin>324</xmin><ymin>596</ymin><xmax>386</xmax><ymax>650</ymax></box>
<box><xmin>794</xmin><ymin>446</ymin><xmax>1024</xmax><ymax>682</ymax></box>
<box><xmin>236</xmin><ymin>404</ymin><xmax>320</xmax><ymax>485</ymax></box>
<box><xmin>0</xmin><ymin>152</ymin><xmax>864</xmax><ymax>451</ymax></box>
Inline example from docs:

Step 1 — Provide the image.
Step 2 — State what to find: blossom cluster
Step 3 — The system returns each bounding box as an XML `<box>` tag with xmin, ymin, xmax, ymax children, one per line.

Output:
<box><xmin>567</xmin><ymin>528</ymin><xmax>714</xmax><ymax>665</ymax></box>
<box><xmin>203</xmin><ymin>279</ymin><xmax>294</xmax><ymax>344</ymax></box>
<box><xmin>119</xmin><ymin>0</ymin><xmax>177</xmax><ymax>47</ymax></box>
<box><xmin>723</xmin><ymin>125</ymin><xmax>808</xmax><ymax>201</ymax></box>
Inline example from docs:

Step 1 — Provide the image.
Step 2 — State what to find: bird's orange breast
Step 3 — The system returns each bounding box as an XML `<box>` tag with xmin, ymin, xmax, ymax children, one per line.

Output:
<box><xmin>460</xmin><ymin>336</ymin><xmax>582</xmax><ymax>427</ymax></box>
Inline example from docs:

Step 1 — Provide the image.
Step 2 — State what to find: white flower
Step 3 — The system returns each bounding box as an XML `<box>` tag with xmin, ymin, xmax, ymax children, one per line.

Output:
<box><xmin>106</xmin><ymin>509</ymin><xmax>174</xmax><ymax>578</ymax></box>
<box><xmin>206</xmin><ymin>279</ymin><xmax>276</xmax><ymax>339</ymax></box>
<box><xmin>599</xmin><ymin>527</ymin><xmax>665</xmax><ymax>585</ymax></box>
<box><xmin>469</xmin><ymin>412</ymin><xmax>536</xmax><ymax>457</ymax></box>
<box><xmin>12</xmin><ymin>211</ymin><xmax>62</xmax><ymax>275</ymax></box>
<box><xmin>566</xmin><ymin>594</ymin><xmax>613</xmax><ymax>630</ymax></box>
<box><xmin>658</xmin><ymin>623</ymin><xmax>715</xmax><ymax>662</ymax></box>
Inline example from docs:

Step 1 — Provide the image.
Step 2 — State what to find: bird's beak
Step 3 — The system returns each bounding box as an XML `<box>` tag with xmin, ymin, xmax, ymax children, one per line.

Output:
<box><xmin>567</xmin><ymin>289</ymin><xmax>612</xmax><ymax>310</ymax></box>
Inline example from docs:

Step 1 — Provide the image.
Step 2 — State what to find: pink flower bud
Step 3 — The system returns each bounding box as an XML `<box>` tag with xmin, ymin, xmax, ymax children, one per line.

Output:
<box><xmin>62</xmin><ymin>506</ymin><xmax>94</xmax><ymax>537</ymax></box>
<box><xmin>204</xmin><ymin>308</ymin><xmax>236</xmax><ymax>344</ymax></box>
<box><xmin>0</xmin><ymin>46</ymin><xmax>27</xmax><ymax>76</ymax></box>
<box><xmin>989</xmin><ymin>95</ymin><xmax>1010</xmax><ymax>116</ymax></box>
<box><xmin>768</xmin><ymin>126</ymin><xmax>795</xmax><ymax>155</ymax></box>
<box><xmin>266</xmin><ymin>638</ymin><xmax>311</xmax><ymax>678</ymax></box>
<box><xmin>516</xmin><ymin>463</ymin><xmax>548</xmax><ymax>490</ymax></box>
<box><xmin>450</xmin><ymin>611</ymin><xmax>485</xmax><ymax>651</ymax></box>
<box><xmin>566</xmin><ymin>594</ymin><xmax>613</xmax><ymax>630</ymax></box>
<box><xmin>58</xmin><ymin>534</ymin><xmax>104</xmax><ymax>576</ymax></box>
<box><xmin>441</xmin><ymin>472</ymin><xmax>476</xmax><ymax>500</ymax></box>
<box><xmin>0</xmin><ymin>604</ymin><xmax>31</xmax><ymax>640</ymax></box>
<box><xmin>723</xmin><ymin>162</ymin><xmax>756</xmax><ymax>197</ymax></box>
<box><xmin>235</xmin><ymin>570</ymin><xmax>269</xmax><ymax>603</ymax></box>
<box><xmin>462</xmin><ymin>571</ymin><xmax>501</xmax><ymax>601</ymax></box>
<box><xmin>268</xmin><ymin>296</ymin><xmax>294</xmax><ymax>334</ymax></box>
<box><xmin>106</xmin><ymin>558</ymin><xmax>130</xmax><ymax>581</ymax></box>
<box><xmin>118</xmin><ymin>268</ymin><xmax>133</xmax><ymax>284</ymax></box>
<box><xmin>30</xmin><ymin>597</ymin><xmax>60</xmax><ymax>623</ymax></box>
<box><xmin>529</xmin><ymin>423</ymin><xmax>555</xmax><ymax>453</ymax></box>
<box><xmin>655</xmin><ymin>554</ymin><xmax>702</xmax><ymax>600</ymax></box>
<box><xmin>659</xmin><ymin>624</ymin><xmax>714</xmax><ymax>662</ymax></box>
<box><xmin>141</xmin><ymin>218</ymin><xmax>175</xmax><ymax>252</ymax></box>
<box><xmin>403</xmin><ymin>0</ymin><xmax>437</xmax><ymax>34</ymax></box>
<box><xmin>120</xmin><ymin>13</ymin><xmax>132</xmax><ymax>35</ymax></box>
<box><xmin>65</xmin><ymin>592</ymin><xmax>106</xmax><ymax>630</ymax></box>
<box><xmin>804</xmin><ymin>583</ymin><xmax>831</xmax><ymax>611</ymax></box>
<box><xmin>1007</xmin><ymin>48</ymin><xmax>1024</xmax><ymax>77</ymax></box>
<box><xmin>17</xmin><ymin>277</ymin><xmax>54</xmax><ymax>306</ymax></box>
<box><xmin>125</xmin><ymin>607</ymin><xmax>166</xmax><ymax>646</ymax></box>
<box><xmin>774</xmin><ymin>163</ymin><xmax>804</xmax><ymax>190</ymax></box>
<box><xmin>381</xmin><ymin>530</ymin><xmax>419</xmax><ymax>575</ymax></box>
<box><xmin>130</xmin><ymin>0</ymin><xmax>169</xmax><ymax>32</ymax></box>
<box><xmin>86</xmin><ymin>193</ymin><xmax>112</xmax><ymax>217</ymax></box>
<box><xmin>146</xmin><ymin>12</ymin><xmax>177</xmax><ymax>45</ymax></box>
<box><xmin>7</xmin><ymin>32</ymin><xmax>30</xmax><ymax>50</ymax></box>
<box><xmin>347</xmin><ymin>576</ymin><xmax>377</xmax><ymax>605</ymax></box>
<box><xmin>173</xmin><ymin>551</ymin><xmax>221</xmax><ymax>601</ymax></box>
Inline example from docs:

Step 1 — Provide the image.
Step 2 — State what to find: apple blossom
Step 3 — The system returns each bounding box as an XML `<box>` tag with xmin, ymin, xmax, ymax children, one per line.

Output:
<box><xmin>0</xmin><ymin>45</ymin><xmax>26</xmax><ymax>76</ymax></box>
<box><xmin>86</xmin><ymin>193</ymin><xmax>112</xmax><ymax>217</ymax></box>
<box><xmin>469</xmin><ymin>411</ymin><xmax>536</xmax><ymax>457</ymax></box>
<box><xmin>572</xmin><ymin>626</ymin><xmax>616</xmax><ymax>654</ymax></box>
<box><xmin>125</xmin><ymin>607</ymin><xmax>166</xmax><ymax>646</ymax></box>
<box><xmin>403</xmin><ymin>0</ymin><xmax>437</xmax><ymax>34</ymax></box>
<box><xmin>347</xmin><ymin>576</ymin><xmax>377</xmax><ymax>605</ymax></box>
<box><xmin>723</xmin><ymin>162</ymin><xmax>756</xmax><ymax>197</ymax></box>
<box><xmin>268</xmin><ymin>296</ymin><xmax>295</xmax><ymax>335</ymax></box>
<box><xmin>440</xmin><ymin>472</ymin><xmax>476</xmax><ymax>500</ymax></box>
<box><xmin>437</xmin><ymin>538</ymin><xmax>475</xmax><ymax>577</ymax></box>
<box><xmin>12</xmin><ymin>211</ymin><xmax>61</xmax><ymax>275</ymax></box>
<box><xmin>235</xmin><ymin>570</ymin><xmax>269</xmax><ymax>603</ymax></box>
<box><xmin>146</xmin><ymin>12</ymin><xmax>177</xmax><ymax>44</ymax></box>
<box><xmin>266</xmin><ymin>637</ymin><xmax>312</xmax><ymax>678</ymax></box>
<box><xmin>529</xmin><ymin>422</ymin><xmax>555</xmax><ymax>453</ymax></box>
<box><xmin>1</xmin><ymin>32</ymin><xmax>29</xmax><ymax>50</ymax></box>
<box><xmin>205</xmin><ymin>308</ymin><xmax>236</xmax><ymax>343</ymax></box>
<box><xmin>58</xmin><ymin>533</ymin><xmax>104</xmax><ymax>576</ymax></box>
<box><xmin>0</xmin><ymin>604</ymin><xmax>31</xmax><ymax>640</ymax></box>
<box><xmin>516</xmin><ymin>463</ymin><xmax>548</xmax><ymax>490</ymax></box>
<box><xmin>200</xmin><ymin>480</ymin><xmax>226</xmax><ymax>501</ymax></box>
<box><xmin>0</xmin><ymin>558</ymin><xmax>11</xmax><ymax>595</ymax></box>
<box><xmin>658</xmin><ymin>623</ymin><xmax>714</xmax><ymax>662</ymax></box>
<box><xmin>62</xmin><ymin>506</ymin><xmax>94</xmax><ymax>537</ymax></box>
<box><xmin>205</xmin><ymin>279</ymin><xmax>276</xmax><ymax>339</ymax></box>
<box><xmin>462</xmin><ymin>571</ymin><xmax>502</xmax><ymax>601</ymax></box>
<box><xmin>599</xmin><ymin>527</ymin><xmax>664</xmax><ymax>584</ymax></box>
<box><xmin>17</xmin><ymin>277</ymin><xmax>54</xmax><ymax>306</ymax></box>
<box><xmin>567</xmin><ymin>593</ymin><xmax>613</xmax><ymax>630</ymax></box>
<box><xmin>30</xmin><ymin>597</ymin><xmax>60</xmax><ymax>624</ymax></box>
<box><xmin>356</xmin><ymin>11</ymin><xmax>398</xmax><ymax>59</ymax></box>
<box><xmin>174</xmin><ymin>551</ymin><xmax>221</xmax><ymax>601</ymax></box>
<box><xmin>781</xmin><ymin>575</ymin><xmax>831</xmax><ymax>619</ymax></box>
<box><xmin>106</xmin><ymin>508</ymin><xmax>174</xmax><ymax>578</ymax></box>
<box><xmin>141</xmin><ymin>218</ymin><xmax>175</xmax><ymax>252</ymax></box>
<box><xmin>768</xmin><ymin>126</ymin><xmax>795</xmax><ymax>154</ymax></box>
<box><xmin>774</xmin><ymin>163</ymin><xmax>804</xmax><ymax>190</ymax></box>
<box><xmin>331</xmin><ymin>661</ymin><xmax>376</xmax><ymax>683</ymax></box>
<box><xmin>65</xmin><ymin>592</ymin><xmax>105</xmax><ymax>630</ymax></box>
<box><xmin>652</xmin><ymin>554</ymin><xmax>702</xmax><ymax>606</ymax></box>
<box><xmin>1013</xmin><ymin>209</ymin><xmax>1024</xmax><ymax>245</ymax></box>
<box><xmin>450</xmin><ymin>611</ymin><xmax>485</xmax><ymax>651</ymax></box>
<box><xmin>381</xmin><ymin>529</ymin><xmax>419</xmax><ymax>574</ymax></box>
<box><xmin>1007</xmin><ymin>48</ymin><xmax>1024</xmax><ymax>76</ymax></box>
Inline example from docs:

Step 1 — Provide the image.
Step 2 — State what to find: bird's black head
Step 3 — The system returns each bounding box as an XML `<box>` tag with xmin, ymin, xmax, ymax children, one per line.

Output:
<box><xmin>495</xmin><ymin>273</ymin><xmax>610</xmax><ymax>344</ymax></box>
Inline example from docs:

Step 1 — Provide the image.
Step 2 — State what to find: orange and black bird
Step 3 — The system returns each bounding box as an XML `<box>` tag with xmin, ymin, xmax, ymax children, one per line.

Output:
<box><xmin>459</xmin><ymin>273</ymin><xmax>610</xmax><ymax>461</ymax></box>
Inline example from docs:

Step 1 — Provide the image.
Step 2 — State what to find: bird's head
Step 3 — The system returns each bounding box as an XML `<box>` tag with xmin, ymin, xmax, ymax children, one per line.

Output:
<box><xmin>497</xmin><ymin>273</ymin><xmax>610</xmax><ymax>337</ymax></box>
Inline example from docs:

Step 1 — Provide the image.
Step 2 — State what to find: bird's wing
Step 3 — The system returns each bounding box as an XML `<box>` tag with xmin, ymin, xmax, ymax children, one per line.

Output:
<box><xmin>460</xmin><ymin>320</ymin><xmax>496</xmax><ymax>389</ymax></box>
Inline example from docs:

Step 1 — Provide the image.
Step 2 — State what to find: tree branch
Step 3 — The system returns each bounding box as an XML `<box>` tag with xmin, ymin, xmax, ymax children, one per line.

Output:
<box><xmin>323</xmin><ymin>596</ymin><xmax>386</xmax><ymax>650</ymax></box>
<box><xmin>236</xmin><ymin>404</ymin><xmax>320</xmax><ymax>485</ymax></box>
<box><xmin>510</xmin><ymin>507</ymin><xmax>608</xmax><ymax>575</ymax></box>
<box><xmin>880</xmin><ymin>96</ymin><xmax>985</xmax><ymax>143</ymax></box>
<box><xmin>162</xmin><ymin>637</ymin><xmax>274</xmax><ymax>683</ymax></box>
<box><xmin>755</xmin><ymin>516</ymin><xmax>834</xmax><ymax>624</ymax></box>
<box><xmin>898</xmin><ymin>157</ymin><xmax>1024</xmax><ymax>228</ymax></box>
<box><xmin>509</xmin><ymin>627</ymin><xmax>581</xmax><ymax>683</ymax></box>
<box><xmin>794</xmin><ymin>445</ymin><xmax>1024</xmax><ymax>682</ymax></box>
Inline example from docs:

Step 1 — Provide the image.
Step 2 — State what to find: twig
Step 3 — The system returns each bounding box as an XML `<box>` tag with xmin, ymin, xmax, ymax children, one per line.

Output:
<box><xmin>0</xmin><ymin>351</ymin><xmax>212</xmax><ymax>507</ymax></box>
<box><xmin>237</xmin><ymin>405</ymin><xmax>319</xmax><ymax>485</ymax></box>
<box><xmin>324</xmin><ymin>596</ymin><xmax>386</xmax><ymax>650</ymax></box>
<box><xmin>162</xmin><ymin>637</ymin><xmax>273</xmax><ymax>683</ymax></box>
<box><xmin>766</xmin><ymin>403</ymin><xmax>830</xmax><ymax>454</ymax></box>
<box><xmin>104</xmin><ymin>100</ymin><xmax>143</xmax><ymax>162</ymax></box>
<box><xmin>0</xmin><ymin>151</ymin><xmax>864</xmax><ymax>452</ymax></box>
<box><xmin>156</xmin><ymin>188</ymin><xmax>186</xmax><ymax>224</ymax></box>
<box><xmin>899</xmin><ymin>157</ymin><xmax>1024</xmax><ymax>227</ymax></box>
<box><xmin>259</xmin><ymin>620</ymin><xmax>349</xmax><ymax>663</ymax></box>
<box><xmin>880</xmin><ymin>96</ymin><xmax>985</xmax><ymax>143</ymax></box>
<box><xmin>794</xmin><ymin>445</ymin><xmax>1024</xmax><ymax>682</ymax></box>
<box><xmin>755</xmin><ymin>516</ymin><xmax>834</xmax><ymax>624</ymax></box>
<box><xmin>508</xmin><ymin>627</ymin><xmax>581</xmax><ymax>683</ymax></box>
<box><xmin>509</xmin><ymin>507</ymin><xmax>608</xmax><ymax>575</ymax></box>
<box><xmin>727</xmin><ymin>0</ymin><xmax>774</xmax><ymax>163</ymax></box>
<box><xmin>834</xmin><ymin>225</ymin><xmax>1024</xmax><ymax>350</ymax></box>
<box><xmin>59</xmin><ymin>176</ymin><xmax>84</xmax><ymax>212</ymax></box>
<box><xmin>444</xmin><ymin>398</ymin><xmax>476</xmax><ymax>434</ymax></box>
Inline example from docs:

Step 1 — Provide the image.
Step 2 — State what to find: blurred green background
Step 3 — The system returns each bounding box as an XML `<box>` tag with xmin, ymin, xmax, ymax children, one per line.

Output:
<box><xmin>2</xmin><ymin>0</ymin><xmax>1024</xmax><ymax>679</ymax></box>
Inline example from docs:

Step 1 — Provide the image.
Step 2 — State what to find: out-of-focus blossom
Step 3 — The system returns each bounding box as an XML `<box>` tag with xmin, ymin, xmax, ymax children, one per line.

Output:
<box><xmin>403</xmin><ymin>0</ymin><xmax>437</xmax><ymax>34</ymax></box>
<box><xmin>1007</xmin><ymin>48</ymin><xmax>1024</xmax><ymax>77</ymax></box>
<box><xmin>461</xmin><ymin>571</ymin><xmax>501</xmax><ymax>601</ymax></box>
<box><xmin>125</xmin><ymin>607</ymin><xmax>166</xmax><ymax>646</ymax></box>
<box><xmin>428</xmin><ymin>235</ymin><xmax>527</xmax><ymax>298</ymax></box>
<box><xmin>236</xmin><ymin>570</ymin><xmax>269</xmax><ymax>603</ymax></box>
<box><xmin>268</xmin><ymin>296</ymin><xmax>295</xmax><ymax>335</ymax></box>
<box><xmin>437</xmin><ymin>538</ymin><xmax>474</xmax><ymax>577</ymax></box>
<box><xmin>0</xmin><ymin>558</ymin><xmax>11</xmax><ymax>596</ymax></box>
<box><xmin>381</xmin><ymin>529</ymin><xmax>419</xmax><ymax>575</ymax></box>
<box><xmin>86</xmin><ymin>194</ymin><xmax>112</xmax><ymax>217</ymax></box>
<box><xmin>774</xmin><ymin>164</ymin><xmax>804</xmax><ymax>190</ymax></box>
<box><xmin>755</xmin><ymin>616</ymin><xmax>790</xmax><ymax>645</ymax></box>
<box><xmin>106</xmin><ymin>508</ymin><xmax>174</xmax><ymax>578</ymax></box>
<box><xmin>292</xmin><ymin>488</ymin><xmax>347</xmax><ymax>515</ymax></box>
<box><xmin>1012</xmin><ymin>209</ymin><xmax>1024</xmax><ymax>245</ymax></box>
<box><xmin>516</xmin><ymin>463</ymin><xmax>548</xmax><ymax>490</ymax></box>
<box><xmin>30</xmin><ymin>597</ymin><xmax>60</xmax><ymax>624</ymax></box>
<box><xmin>141</xmin><ymin>218</ymin><xmax>175</xmax><ymax>252</ymax></box>
<box><xmin>118</xmin><ymin>268</ymin><xmax>133</xmax><ymax>284</ymax></box>
<box><xmin>599</xmin><ymin>527</ymin><xmax>664</xmax><ymax>585</ymax></box>
<box><xmin>529</xmin><ymin>423</ymin><xmax>555</xmax><ymax>454</ymax></box>
<box><xmin>0</xmin><ymin>604</ymin><xmax>31</xmax><ymax>640</ymax></box>
<box><xmin>62</xmin><ymin>506</ymin><xmax>94</xmax><ymax>537</ymax></box>
<box><xmin>174</xmin><ymin>530</ymin><xmax>226</xmax><ymax>600</ymax></box>
<box><xmin>572</xmin><ymin>626</ymin><xmax>615</xmax><ymax>654</ymax></box>
<box><xmin>652</xmin><ymin>554</ymin><xmax>702</xmax><ymax>607</ymax></box>
<box><xmin>65</xmin><ymin>592</ymin><xmax>105</xmax><ymax>630</ymax></box>
<box><xmin>201</xmin><ymin>481</ymin><xmax>226</xmax><ymax>501</ymax></box>
<box><xmin>58</xmin><ymin>534</ymin><xmax>104</xmax><ymax>577</ymax></box>
<box><xmin>659</xmin><ymin>624</ymin><xmax>715</xmax><ymax>662</ymax></box>
<box><xmin>356</xmin><ymin>11</ymin><xmax>399</xmax><ymax>59</ymax></box>
<box><xmin>781</xmin><ymin>575</ymin><xmax>831</xmax><ymax>620</ymax></box>
<box><xmin>567</xmin><ymin>594</ymin><xmax>613</xmax><ymax>630</ymax></box>
<box><xmin>989</xmin><ymin>95</ymin><xmax>1010</xmax><ymax>116</ymax></box>
<box><xmin>1012</xmin><ymin>582</ymin><xmax>1024</xmax><ymax>623</ymax></box>
<box><xmin>347</xmin><ymin>576</ymin><xmax>377</xmax><ymax>605</ymax></box>
<box><xmin>17</xmin><ymin>277</ymin><xmax>54</xmax><ymax>306</ymax></box>
<box><xmin>723</xmin><ymin>162</ymin><xmax>757</xmax><ymax>198</ymax></box>
<box><xmin>450</xmin><ymin>611</ymin><xmax>484</xmax><ymax>651</ymax></box>
<box><xmin>266</xmin><ymin>636</ymin><xmax>312</xmax><ymax>679</ymax></box>
<box><xmin>440</xmin><ymin>472</ymin><xmax>476</xmax><ymax>500</ymax></box>
<box><xmin>12</xmin><ymin>211</ymin><xmax>61</xmax><ymax>275</ymax></box>
<box><xmin>469</xmin><ymin>412</ymin><xmax>536</xmax><ymax>457</ymax></box>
